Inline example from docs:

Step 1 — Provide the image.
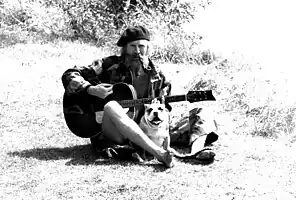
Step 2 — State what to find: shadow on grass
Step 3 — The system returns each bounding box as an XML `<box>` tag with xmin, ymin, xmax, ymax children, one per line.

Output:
<box><xmin>7</xmin><ymin>144</ymin><xmax>170</xmax><ymax>171</ymax></box>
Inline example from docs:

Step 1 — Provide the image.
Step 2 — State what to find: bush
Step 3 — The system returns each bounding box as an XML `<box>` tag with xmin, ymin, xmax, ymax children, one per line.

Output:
<box><xmin>0</xmin><ymin>0</ymin><xmax>71</xmax><ymax>46</ymax></box>
<box><xmin>58</xmin><ymin>0</ymin><xmax>209</xmax><ymax>63</ymax></box>
<box><xmin>0</xmin><ymin>0</ymin><xmax>213</xmax><ymax>63</ymax></box>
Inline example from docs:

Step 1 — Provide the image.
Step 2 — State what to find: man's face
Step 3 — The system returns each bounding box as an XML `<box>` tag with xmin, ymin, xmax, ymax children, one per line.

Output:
<box><xmin>125</xmin><ymin>40</ymin><xmax>149</xmax><ymax>58</ymax></box>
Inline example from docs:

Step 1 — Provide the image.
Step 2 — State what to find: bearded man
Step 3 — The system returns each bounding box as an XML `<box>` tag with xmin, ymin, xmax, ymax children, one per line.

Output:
<box><xmin>61</xmin><ymin>26</ymin><xmax>174</xmax><ymax>167</ymax></box>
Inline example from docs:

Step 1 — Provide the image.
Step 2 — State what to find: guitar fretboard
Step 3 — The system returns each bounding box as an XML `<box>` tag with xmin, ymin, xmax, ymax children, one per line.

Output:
<box><xmin>118</xmin><ymin>95</ymin><xmax>186</xmax><ymax>108</ymax></box>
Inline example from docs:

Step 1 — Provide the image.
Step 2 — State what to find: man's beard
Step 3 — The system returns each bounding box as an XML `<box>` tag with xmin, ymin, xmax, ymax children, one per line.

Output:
<box><xmin>124</xmin><ymin>53</ymin><xmax>150</xmax><ymax>76</ymax></box>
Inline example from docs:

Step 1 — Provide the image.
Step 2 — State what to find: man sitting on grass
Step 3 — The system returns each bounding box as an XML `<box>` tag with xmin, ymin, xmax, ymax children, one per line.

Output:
<box><xmin>61</xmin><ymin>25</ymin><xmax>218</xmax><ymax>168</ymax></box>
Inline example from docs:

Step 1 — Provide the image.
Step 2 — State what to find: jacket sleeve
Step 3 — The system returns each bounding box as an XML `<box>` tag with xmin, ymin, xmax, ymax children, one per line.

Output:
<box><xmin>159</xmin><ymin>70</ymin><xmax>172</xmax><ymax>96</ymax></box>
<box><xmin>151</xmin><ymin>65</ymin><xmax>172</xmax><ymax>111</ymax></box>
<box><xmin>152</xmin><ymin>63</ymin><xmax>171</xmax><ymax>97</ymax></box>
<box><xmin>61</xmin><ymin>59</ymin><xmax>103</xmax><ymax>95</ymax></box>
<box><xmin>159</xmin><ymin>71</ymin><xmax>173</xmax><ymax>111</ymax></box>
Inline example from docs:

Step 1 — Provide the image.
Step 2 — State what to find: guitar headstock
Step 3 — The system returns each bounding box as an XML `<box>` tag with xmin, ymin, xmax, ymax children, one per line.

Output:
<box><xmin>186</xmin><ymin>90</ymin><xmax>216</xmax><ymax>103</ymax></box>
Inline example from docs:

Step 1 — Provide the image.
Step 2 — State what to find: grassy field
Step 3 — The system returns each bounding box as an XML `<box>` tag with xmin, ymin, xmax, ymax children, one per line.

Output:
<box><xmin>1</xmin><ymin>41</ymin><xmax>295</xmax><ymax>199</ymax></box>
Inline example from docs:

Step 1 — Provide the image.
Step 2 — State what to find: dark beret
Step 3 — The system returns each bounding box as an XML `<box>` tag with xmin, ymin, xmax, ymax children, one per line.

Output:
<box><xmin>116</xmin><ymin>25</ymin><xmax>150</xmax><ymax>47</ymax></box>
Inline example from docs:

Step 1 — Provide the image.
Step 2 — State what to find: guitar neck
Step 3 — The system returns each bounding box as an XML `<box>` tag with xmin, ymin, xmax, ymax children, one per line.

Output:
<box><xmin>118</xmin><ymin>95</ymin><xmax>186</xmax><ymax>108</ymax></box>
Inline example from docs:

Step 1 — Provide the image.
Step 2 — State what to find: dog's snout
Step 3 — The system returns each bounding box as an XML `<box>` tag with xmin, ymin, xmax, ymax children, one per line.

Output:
<box><xmin>153</xmin><ymin>111</ymin><xmax>158</xmax><ymax>117</ymax></box>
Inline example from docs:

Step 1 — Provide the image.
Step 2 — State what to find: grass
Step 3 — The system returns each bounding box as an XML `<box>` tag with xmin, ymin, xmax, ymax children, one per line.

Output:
<box><xmin>1</xmin><ymin>40</ymin><xmax>296</xmax><ymax>199</ymax></box>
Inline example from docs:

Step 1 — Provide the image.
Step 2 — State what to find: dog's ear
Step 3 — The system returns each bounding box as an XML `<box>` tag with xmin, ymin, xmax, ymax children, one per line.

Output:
<box><xmin>144</xmin><ymin>104</ymin><xmax>149</xmax><ymax>109</ymax></box>
<box><xmin>159</xmin><ymin>96</ymin><xmax>165</xmax><ymax>104</ymax></box>
<box><xmin>165</xmin><ymin>103</ymin><xmax>172</xmax><ymax>112</ymax></box>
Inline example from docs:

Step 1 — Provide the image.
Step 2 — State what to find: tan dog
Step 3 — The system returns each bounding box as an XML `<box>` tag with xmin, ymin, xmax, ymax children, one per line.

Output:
<box><xmin>131</xmin><ymin>98</ymin><xmax>171</xmax><ymax>162</ymax></box>
<box><xmin>140</xmin><ymin>98</ymin><xmax>170</xmax><ymax>148</ymax></box>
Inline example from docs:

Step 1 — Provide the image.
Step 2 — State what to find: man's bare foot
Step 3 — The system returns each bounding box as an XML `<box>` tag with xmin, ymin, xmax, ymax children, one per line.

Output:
<box><xmin>155</xmin><ymin>150</ymin><xmax>174</xmax><ymax>168</ymax></box>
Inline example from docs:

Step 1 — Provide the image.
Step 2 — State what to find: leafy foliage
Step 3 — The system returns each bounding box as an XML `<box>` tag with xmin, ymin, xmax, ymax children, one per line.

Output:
<box><xmin>58</xmin><ymin>0</ymin><xmax>204</xmax><ymax>49</ymax></box>
<box><xmin>0</xmin><ymin>0</ymin><xmax>213</xmax><ymax>63</ymax></box>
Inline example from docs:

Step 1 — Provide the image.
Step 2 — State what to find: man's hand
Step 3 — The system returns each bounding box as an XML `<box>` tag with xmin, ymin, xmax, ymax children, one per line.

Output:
<box><xmin>87</xmin><ymin>83</ymin><xmax>113</xmax><ymax>99</ymax></box>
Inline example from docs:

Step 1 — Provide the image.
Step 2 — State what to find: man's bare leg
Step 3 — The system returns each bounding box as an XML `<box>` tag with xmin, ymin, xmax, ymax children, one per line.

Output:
<box><xmin>102</xmin><ymin>101</ymin><xmax>174</xmax><ymax>168</ymax></box>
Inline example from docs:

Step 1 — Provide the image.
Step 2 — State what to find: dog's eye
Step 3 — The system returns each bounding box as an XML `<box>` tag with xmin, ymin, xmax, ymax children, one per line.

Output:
<box><xmin>147</xmin><ymin>108</ymin><xmax>153</xmax><ymax>113</ymax></box>
<box><xmin>158</xmin><ymin>107</ymin><xmax>164</xmax><ymax>111</ymax></box>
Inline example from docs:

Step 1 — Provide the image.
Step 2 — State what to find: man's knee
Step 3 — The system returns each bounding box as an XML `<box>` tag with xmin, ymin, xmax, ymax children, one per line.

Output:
<box><xmin>104</xmin><ymin>101</ymin><xmax>121</xmax><ymax>115</ymax></box>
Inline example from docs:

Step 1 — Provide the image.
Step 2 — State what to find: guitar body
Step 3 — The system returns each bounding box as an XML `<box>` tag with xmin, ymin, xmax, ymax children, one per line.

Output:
<box><xmin>63</xmin><ymin>83</ymin><xmax>138</xmax><ymax>138</ymax></box>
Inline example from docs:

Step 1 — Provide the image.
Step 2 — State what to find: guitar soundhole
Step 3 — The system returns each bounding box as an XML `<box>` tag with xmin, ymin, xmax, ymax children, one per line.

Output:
<box><xmin>111</xmin><ymin>83</ymin><xmax>134</xmax><ymax>101</ymax></box>
<box><xmin>108</xmin><ymin>83</ymin><xmax>137</xmax><ymax>119</ymax></box>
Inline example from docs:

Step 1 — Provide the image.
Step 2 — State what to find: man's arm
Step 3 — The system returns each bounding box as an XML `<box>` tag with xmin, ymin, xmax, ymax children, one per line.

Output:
<box><xmin>158</xmin><ymin>68</ymin><xmax>172</xmax><ymax>96</ymax></box>
<box><xmin>61</xmin><ymin>59</ymin><xmax>103</xmax><ymax>95</ymax></box>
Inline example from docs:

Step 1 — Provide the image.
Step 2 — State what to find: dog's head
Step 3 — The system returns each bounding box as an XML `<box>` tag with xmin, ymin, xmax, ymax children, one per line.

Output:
<box><xmin>143</xmin><ymin>98</ymin><xmax>169</xmax><ymax>128</ymax></box>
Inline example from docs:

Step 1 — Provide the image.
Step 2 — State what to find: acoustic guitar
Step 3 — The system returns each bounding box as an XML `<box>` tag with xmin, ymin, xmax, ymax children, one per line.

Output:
<box><xmin>63</xmin><ymin>82</ymin><xmax>216</xmax><ymax>138</ymax></box>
